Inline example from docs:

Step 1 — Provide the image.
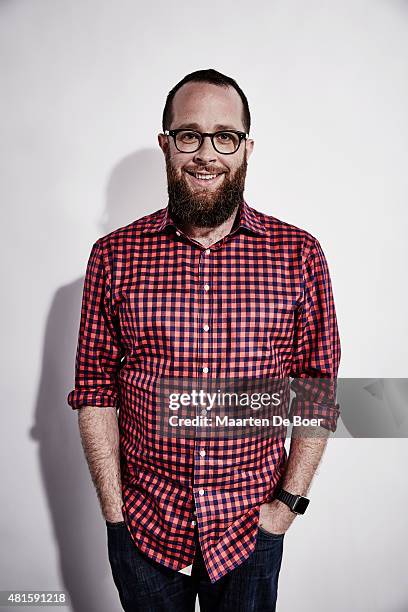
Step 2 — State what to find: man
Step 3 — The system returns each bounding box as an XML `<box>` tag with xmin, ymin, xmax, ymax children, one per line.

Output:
<box><xmin>67</xmin><ymin>69</ymin><xmax>341</xmax><ymax>611</ymax></box>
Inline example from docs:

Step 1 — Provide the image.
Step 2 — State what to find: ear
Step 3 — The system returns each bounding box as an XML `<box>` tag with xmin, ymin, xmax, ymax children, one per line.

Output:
<box><xmin>245</xmin><ymin>138</ymin><xmax>254</xmax><ymax>160</ymax></box>
<box><xmin>158</xmin><ymin>133</ymin><xmax>168</xmax><ymax>154</ymax></box>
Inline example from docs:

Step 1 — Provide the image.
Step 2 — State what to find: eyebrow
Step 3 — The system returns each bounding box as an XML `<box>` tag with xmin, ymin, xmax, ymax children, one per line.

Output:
<box><xmin>174</xmin><ymin>123</ymin><xmax>242</xmax><ymax>131</ymax></box>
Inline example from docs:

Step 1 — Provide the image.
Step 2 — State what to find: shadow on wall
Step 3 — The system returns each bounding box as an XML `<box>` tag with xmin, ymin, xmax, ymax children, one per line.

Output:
<box><xmin>30</xmin><ymin>148</ymin><xmax>167</xmax><ymax>612</ymax></box>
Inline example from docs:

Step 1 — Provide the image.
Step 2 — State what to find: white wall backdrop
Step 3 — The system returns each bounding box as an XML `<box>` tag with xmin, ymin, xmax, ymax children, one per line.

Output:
<box><xmin>1</xmin><ymin>1</ymin><xmax>407</xmax><ymax>611</ymax></box>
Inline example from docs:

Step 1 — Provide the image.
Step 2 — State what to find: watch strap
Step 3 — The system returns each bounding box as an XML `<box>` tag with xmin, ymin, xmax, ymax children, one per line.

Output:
<box><xmin>275</xmin><ymin>487</ymin><xmax>310</xmax><ymax>514</ymax></box>
<box><xmin>276</xmin><ymin>487</ymin><xmax>298</xmax><ymax>508</ymax></box>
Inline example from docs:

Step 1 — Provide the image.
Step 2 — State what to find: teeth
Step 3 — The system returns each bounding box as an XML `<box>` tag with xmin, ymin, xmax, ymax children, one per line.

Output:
<box><xmin>194</xmin><ymin>173</ymin><xmax>217</xmax><ymax>180</ymax></box>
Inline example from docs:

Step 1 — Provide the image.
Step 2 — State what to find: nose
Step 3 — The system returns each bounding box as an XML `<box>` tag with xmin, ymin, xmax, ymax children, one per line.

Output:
<box><xmin>193</xmin><ymin>135</ymin><xmax>217</xmax><ymax>164</ymax></box>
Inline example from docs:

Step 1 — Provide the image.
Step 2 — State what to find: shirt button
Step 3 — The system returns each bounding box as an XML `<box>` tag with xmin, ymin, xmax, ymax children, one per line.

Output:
<box><xmin>201</xmin><ymin>408</ymin><xmax>207</xmax><ymax>416</ymax></box>
<box><xmin>203</xmin><ymin>324</ymin><xmax>210</xmax><ymax>332</ymax></box>
<box><xmin>191</xmin><ymin>520</ymin><xmax>196</xmax><ymax>526</ymax></box>
<box><xmin>202</xmin><ymin>366</ymin><xmax>209</xmax><ymax>373</ymax></box>
<box><xmin>204</xmin><ymin>284</ymin><xmax>210</xmax><ymax>291</ymax></box>
<box><xmin>198</xmin><ymin>488</ymin><xmax>205</xmax><ymax>496</ymax></box>
<box><xmin>205</xmin><ymin>249</ymin><xmax>211</xmax><ymax>255</ymax></box>
<box><xmin>193</xmin><ymin>509</ymin><xmax>197</xmax><ymax>515</ymax></box>
<box><xmin>199</xmin><ymin>449</ymin><xmax>206</xmax><ymax>457</ymax></box>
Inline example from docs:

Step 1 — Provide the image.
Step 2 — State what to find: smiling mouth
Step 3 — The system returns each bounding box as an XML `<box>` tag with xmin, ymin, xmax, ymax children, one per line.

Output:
<box><xmin>185</xmin><ymin>170</ymin><xmax>225</xmax><ymax>185</ymax></box>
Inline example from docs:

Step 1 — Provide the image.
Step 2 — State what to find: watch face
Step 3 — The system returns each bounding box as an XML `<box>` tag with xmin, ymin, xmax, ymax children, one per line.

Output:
<box><xmin>293</xmin><ymin>497</ymin><xmax>309</xmax><ymax>514</ymax></box>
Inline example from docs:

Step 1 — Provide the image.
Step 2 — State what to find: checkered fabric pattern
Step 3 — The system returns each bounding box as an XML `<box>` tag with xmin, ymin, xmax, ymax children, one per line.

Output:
<box><xmin>67</xmin><ymin>199</ymin><xmax>341</xmax><ymax>583</ymax></box>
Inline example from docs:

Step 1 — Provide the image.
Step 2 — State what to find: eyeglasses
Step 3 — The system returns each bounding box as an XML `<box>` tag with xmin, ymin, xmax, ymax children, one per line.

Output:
<box><xmin>164</xmin><ymin>129</ymin><xmax>248</xmax><ymax>155</ymax></box>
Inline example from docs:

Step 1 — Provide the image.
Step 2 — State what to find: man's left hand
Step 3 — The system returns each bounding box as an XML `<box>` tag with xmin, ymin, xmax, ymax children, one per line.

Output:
<box><xmin>258</xmin><ymin>499</ymin><xmax>296</xmax><ymax>535</ymax></box>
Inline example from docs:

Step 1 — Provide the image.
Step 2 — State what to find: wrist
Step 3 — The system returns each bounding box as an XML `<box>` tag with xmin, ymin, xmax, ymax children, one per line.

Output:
<box><xmin>274</xmin><ymin>486</ymin><xmax>310</xmax><ymax>515</ymax></box>
<box><xmin>104</xmin><ymin>509</ymin><xmax>124</xmax><ymax>523</ymax></box>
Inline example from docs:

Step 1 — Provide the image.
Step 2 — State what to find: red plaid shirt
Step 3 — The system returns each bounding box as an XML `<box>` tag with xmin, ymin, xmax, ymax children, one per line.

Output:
<box><xmin>67</xmin><ymin>199</ymin><xmax>341</xmax><ymax>583</ymax></box>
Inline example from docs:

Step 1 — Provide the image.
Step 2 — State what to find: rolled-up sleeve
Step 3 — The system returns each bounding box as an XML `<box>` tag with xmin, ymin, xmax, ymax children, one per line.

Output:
<box><xmin>67</xmin><ymin>239</ymin><xmax>123</xmax><ymax>409</ymax></box>
<box><xmin>289</xmin><ymin>238</ymin><xmax>341</xmax><ymax>432</ymax></box>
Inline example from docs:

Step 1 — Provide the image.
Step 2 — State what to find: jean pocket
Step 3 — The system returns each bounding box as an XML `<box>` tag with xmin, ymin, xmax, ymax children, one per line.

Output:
<box><xmin>258</xmin><ymin>525</ymin><xmax>285</xmax><ymax>539</ymax></box>
<box><xmin>106</xmin><ymin>520</ymin><xmax>126</xmax><ymax>529</ymax></box>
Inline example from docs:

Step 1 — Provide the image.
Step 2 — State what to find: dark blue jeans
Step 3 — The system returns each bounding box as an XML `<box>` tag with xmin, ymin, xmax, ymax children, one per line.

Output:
<box><xmin>106</xmin><ymin>520</ymin><xmax>284</xmax><ymax>612</ymax></box>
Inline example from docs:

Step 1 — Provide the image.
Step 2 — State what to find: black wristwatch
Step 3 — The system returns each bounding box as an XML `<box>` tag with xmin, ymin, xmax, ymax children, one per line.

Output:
<box><xmin>275</xmin><ymin>487</ymin><xmax>310</xmax><ymax>515</ymax></box>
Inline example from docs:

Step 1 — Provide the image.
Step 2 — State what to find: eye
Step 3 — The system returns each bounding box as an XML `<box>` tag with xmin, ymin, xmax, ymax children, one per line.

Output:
<box><xmin>178</xmin><ymin>131</ymin><xmax>200</xmax><ymax>143</ymax></box>
<box><xmin>215</xmin><ymin>132</ymin><xmax>234</xmax><ymax>142</ymax></box>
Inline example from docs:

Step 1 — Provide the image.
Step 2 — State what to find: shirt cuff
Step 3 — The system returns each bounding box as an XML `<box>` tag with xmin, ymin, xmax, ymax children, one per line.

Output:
<box><xmin>289</xmin><ymin>396</ymin><xmax>340</xmax><ymax>433</ymax></box>
<box><xmin>67</xmin><ymin>387</ymin><xmax>119</xmax><ymax>409</ymax></box>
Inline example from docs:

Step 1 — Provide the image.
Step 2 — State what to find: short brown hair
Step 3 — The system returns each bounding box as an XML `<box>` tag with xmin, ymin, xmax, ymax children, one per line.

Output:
<box><xmin>162</xmin><ymin>68</ymin><xmax>251</xmax><ymax>133</ymax></box>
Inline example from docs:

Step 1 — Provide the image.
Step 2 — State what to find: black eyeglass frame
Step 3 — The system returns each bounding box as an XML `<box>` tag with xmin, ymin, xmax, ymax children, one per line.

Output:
<box><xmin>164</xmin><ymin>129</ymin><xmax>249</xmax><ymax>155</ymax></box>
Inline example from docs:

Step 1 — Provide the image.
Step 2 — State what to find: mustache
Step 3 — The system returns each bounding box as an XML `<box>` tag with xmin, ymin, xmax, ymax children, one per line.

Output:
<box><xmin>183</xmin><ymin>166</ymin><xmax>227</xmax><ymax>175</ymax></box>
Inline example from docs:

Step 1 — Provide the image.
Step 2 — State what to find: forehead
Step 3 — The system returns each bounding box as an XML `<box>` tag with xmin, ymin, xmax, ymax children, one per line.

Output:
<box><xmin>170</xmin><ymin>82</ymin><xmax>245</xmax><ymax>130</ymax></box>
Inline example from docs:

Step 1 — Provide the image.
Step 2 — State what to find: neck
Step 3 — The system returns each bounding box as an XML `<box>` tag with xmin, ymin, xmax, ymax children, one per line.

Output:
<box><xmin>180</xmin><ymin>203</ymin><xmax>240</xmax><ymax>249</ymax></box>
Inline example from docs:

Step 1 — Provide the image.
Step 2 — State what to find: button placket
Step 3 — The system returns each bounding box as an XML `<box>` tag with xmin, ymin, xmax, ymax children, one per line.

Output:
<box><xmin>193</xmin><ymin>246</ymin><xmax>213</xmax><ymax>526</ymax></box>
<box><xmin>198</xmin><ymin>246</ymin><xmax>212</xmax><ymax>380</ymax></box>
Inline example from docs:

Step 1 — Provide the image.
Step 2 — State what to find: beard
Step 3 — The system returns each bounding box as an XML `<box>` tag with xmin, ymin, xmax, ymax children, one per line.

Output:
<box><xmin>165</xmin><ymin>151</ymin><xmax>248</xmax><ymax>228</ymax></box>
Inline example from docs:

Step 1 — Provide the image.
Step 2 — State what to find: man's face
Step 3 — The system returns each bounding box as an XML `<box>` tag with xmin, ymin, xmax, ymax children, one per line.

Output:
<box><xmin>158</xmin><ymin>82</ymin><xmax>254</xmax><ymax>228</ymax></box>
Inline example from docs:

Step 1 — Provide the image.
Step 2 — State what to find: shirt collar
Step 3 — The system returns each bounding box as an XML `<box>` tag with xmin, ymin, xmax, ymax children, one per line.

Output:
<box><xmin>141</xmin><ymin>199</ymin><xmax>267</xmax><ymax>236</ymax></box>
